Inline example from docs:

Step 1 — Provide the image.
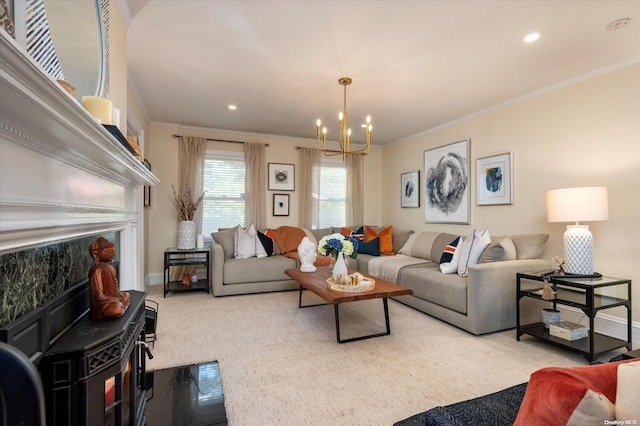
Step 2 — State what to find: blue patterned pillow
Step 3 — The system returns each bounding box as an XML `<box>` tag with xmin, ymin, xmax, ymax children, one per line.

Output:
<box><xmin>439</xmin><ymin>236</ymin><xmax>461</xmax><ymax>264</ymax></box>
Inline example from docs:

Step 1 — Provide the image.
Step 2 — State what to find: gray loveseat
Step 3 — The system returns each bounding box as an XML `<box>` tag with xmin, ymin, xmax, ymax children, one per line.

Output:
<box><xmin>211</xmin><ymin>226</ymin><xmax>550</xmax><ymax>335</ymax></box>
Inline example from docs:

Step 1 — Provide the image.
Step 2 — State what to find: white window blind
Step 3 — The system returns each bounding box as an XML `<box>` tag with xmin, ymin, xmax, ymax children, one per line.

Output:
<box><xmin>202</xmin><ymin>150</ymin><xmax>245</xmax><ymax>234</ymax></box>
<box><xmin>313</xmin><ymin>158</ymin><xmax>347</xmax><ymax>229</ymax></box>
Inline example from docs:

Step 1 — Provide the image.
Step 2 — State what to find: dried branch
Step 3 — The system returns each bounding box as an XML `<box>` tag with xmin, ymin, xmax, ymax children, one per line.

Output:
<box><xmin>169</xmin><ymin>184</ymin><xmax>205</xmax><ymax>221</ymax></box>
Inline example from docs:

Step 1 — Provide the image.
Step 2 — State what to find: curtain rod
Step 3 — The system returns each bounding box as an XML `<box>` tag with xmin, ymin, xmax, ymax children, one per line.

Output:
<box><xmin>173</xmin><ymin>134</ymin><xmax>269</xmax><ymax>147</ymax></box>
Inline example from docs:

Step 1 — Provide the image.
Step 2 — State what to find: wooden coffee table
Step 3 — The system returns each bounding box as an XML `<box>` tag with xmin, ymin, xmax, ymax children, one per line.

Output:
<box><xmin>285</xmin><ymin>266</ymin><xmax>413</xmax><ymax>343</ymax></box>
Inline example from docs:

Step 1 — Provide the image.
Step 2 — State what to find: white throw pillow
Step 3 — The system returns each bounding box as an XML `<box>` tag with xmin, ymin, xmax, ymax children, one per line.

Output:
<box><xmin>566</xmin><ymin>390</ymin><xmax>615</xmax><ymax>426</ymax></box>
<box><xmin>457</xmin><ymin>229</ymin><xmax>491</xmax><ymax>277</ymax></box>
<box><xmin>440</xmin><ymin>237</ymin><xmax>463</xmax><ymax>274</ymax></box>
<box><xmin>615</xmin><ymin>360</ymin><xmax>640</xmax><ymax>421</ymax></box>
<box><xmin>234</xmin><ymin>224</ymin><xmax>257</xmax><ymax>259</ymax></box>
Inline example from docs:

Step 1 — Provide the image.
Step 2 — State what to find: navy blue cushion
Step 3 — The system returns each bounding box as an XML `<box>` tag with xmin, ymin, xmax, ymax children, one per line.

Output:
<box><xmin>359</xmin><ymin>237</ymin><xmax>380</xmax><ymax>256</ymax></box>
<box><xmin>439</xmin><ymin>236</ymin><xmax>460</xmax><ymax>264</ymax></box>
<box><xmin>257</xmin><ymin>231</ymin><xmax>274</xmax><ymax>256</ymax></box>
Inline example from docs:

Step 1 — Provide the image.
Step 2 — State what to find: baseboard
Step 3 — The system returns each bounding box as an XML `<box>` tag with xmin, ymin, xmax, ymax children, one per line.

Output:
<box><xmin>146</xmin><ymin>273</ymin><xmax>164</xmax><ymax>287</ymax></box>
<box><xmin>556</xmin><ymin>306</ymin><xmax>639</xmax><ymax>347</ymax></box>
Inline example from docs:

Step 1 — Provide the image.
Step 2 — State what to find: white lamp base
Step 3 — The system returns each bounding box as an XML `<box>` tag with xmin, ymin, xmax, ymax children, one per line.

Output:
<box><xmin>563</xmin><ymin>224</ymin><xmax>593</xmax><ymax>275</ymax></box>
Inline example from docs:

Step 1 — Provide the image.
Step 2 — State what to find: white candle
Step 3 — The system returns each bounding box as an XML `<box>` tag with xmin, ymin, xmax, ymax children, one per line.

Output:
<box><xmin>196</xmin><ymin>234</ymin><xmax>205</xmax><ymax>249</ymax></box>
<box><xmin>82</xmin><ymin>96</ymin><xmax>113</xmax><ymax>125</ymax></box>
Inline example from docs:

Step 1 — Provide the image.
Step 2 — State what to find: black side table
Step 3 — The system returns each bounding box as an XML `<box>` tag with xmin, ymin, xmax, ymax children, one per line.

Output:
<box><xmin>163</xmin><ymin>247</ymin><xmax>210</xmax><ymax>297</ymax></box>
<box><xmin>517</xmin><ymin>272</ymin><xmax>632</xmax><ymax>362</ymax></box>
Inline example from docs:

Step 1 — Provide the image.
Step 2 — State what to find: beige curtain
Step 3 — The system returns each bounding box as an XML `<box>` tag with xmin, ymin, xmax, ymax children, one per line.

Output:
<box><xmin>244</xmin><ymin>142</ymin><xmax>267</xmax><ymax>230</ymax></box>
<box><xmin>298</xmin><ymin>147</ymin><xmax>321</xmax><ymax>229</ymax></box>
<box><xmin>178</xmin><ymin>136</ymin><xmax>206</xmax><ymax>232</ymax></box>
<box><xmin>174</xmin><ymin>136</ymin><xmax>206</xmax><ymax>280</ymax></box>
<box><xmin>346</xmin><ymin>154</ymin><xmax>364</xmax><ymax>226</ymax></box>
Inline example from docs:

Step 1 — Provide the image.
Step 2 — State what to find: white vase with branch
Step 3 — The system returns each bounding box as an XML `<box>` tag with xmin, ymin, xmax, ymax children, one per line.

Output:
<box><xmin>170</xmin><ymin>185</ymin><xmax>205</xmax><ymax>249</ymax></box>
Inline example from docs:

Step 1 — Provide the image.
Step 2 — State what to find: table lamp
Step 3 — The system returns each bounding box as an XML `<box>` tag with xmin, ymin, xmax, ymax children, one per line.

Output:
<box><xmin>546</xmin><ymin>187</ymin><xmax>608</xmax><ymax>275</ymax></box>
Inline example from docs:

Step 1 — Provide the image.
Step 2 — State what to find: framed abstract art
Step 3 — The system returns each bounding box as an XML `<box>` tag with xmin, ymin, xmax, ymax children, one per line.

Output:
<box><xmin>268</xmin><ymin>163</ymin><xmax>295</xmax><ymax>191</ymax></box>
<box><xmin>401</xmin><ymin>171</ymin><xmax>420</xmax><ymax>208</ymax></box>
<box><xmin>476</xmin><ymin>152</ymin><xmax>513</xmax><ymax>205</ymax></box>
<box><xmin>424</xmin><ymin>139</ymin><xmax>470</xmax><ymax>224</ymax></box>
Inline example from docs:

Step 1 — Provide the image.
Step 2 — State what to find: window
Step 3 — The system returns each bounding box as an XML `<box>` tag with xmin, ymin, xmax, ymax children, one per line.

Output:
<box><xmin>312</xmin><ymin>157</ymin><xmax>347</xmax><ymax>229</ymax></box>
<box><xmin>201</xmin><ymin>150</ymin><xmax>245</xmax><ymax>234</ymax></box>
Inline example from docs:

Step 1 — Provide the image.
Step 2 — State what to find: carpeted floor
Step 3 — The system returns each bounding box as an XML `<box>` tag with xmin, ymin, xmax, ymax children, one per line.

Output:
<box><xmin>144</xmin><ymin>284</ymin><xmax>622</xmax><ymax>425</ymax></box>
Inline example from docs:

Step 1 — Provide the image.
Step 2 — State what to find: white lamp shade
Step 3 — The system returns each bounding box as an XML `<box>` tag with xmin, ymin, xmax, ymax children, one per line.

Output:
<box><xmin>546</xmin><ymin>187</ymin><xmax>609</xmax><ymax>223</ymax></box>
<box><xmin>546</xmin><ymin>187</ymin><xmax>608</xmax><ymax>275</ymax></box>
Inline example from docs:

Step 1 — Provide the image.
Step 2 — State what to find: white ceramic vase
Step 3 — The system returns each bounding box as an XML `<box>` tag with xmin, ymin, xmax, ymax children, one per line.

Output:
<box><xmin>178</xmin><ymin>221</ymin><xmax>196</xmax><ymax>249</ymax></box>
<box><xmin>332</xmin><ymin>251</ymin><xmax>348</xmax><ymax>280</ymax></box>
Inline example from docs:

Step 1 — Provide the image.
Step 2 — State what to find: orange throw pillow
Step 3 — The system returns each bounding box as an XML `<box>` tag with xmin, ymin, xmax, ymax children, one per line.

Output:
<box><xmin>364</xmin><ymin>225</ymin><xmax>394</xmax><ymax>255</ymax></box>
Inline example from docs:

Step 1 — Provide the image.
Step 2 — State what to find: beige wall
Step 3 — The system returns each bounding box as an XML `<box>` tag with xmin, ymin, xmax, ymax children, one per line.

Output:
<box><xmin>108</xmin><ymin>1</ymin><xmax>127</xmax><ymax>130</ymax></box>
<box><xmin>382</xmin><ymin>63</ymin><xmax>640</xmax><ymax>322</ymax></box>
<box><xmin>145</xmin><ymin>123</ymin><xmax>382</xmax><ymax>276</ymax></box>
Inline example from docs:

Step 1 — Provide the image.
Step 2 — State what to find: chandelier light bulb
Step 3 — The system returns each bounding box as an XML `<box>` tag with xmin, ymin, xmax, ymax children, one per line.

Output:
<box><xmin>315</xmin><ymin>76</ymin><xmax>372</xmax><ymax>161</ymax></box>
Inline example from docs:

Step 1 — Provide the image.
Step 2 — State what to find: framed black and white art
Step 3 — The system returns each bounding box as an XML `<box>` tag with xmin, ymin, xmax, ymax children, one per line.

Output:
<box><xmin>268</xmin><ymin>163</ymin><xmax>295</xmax><ymax>191</ymax></box>
<box><xmin>476</xmin><ymin>152</ymin><xmax>513</xmax><ymax>205</ymax></box>
<box><xmin>424</xmin><ymin>139</ymin><xmax>470</xmax><ymax>224</ymax></box>
<box><xmin>401</xmin><ymin>171</ymin><xmax>420</xmax><ymax>208</ymax></box>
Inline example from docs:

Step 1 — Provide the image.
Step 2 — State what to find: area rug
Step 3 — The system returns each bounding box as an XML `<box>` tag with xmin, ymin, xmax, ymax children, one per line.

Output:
<box><xmin>393</xmin><ymin>383</ymin><xmax>527</xmax><ymax>426</ymax></box>
<box><xmin>143</xmin><ymin>285</ymin><xmax>619</xmax><ymax>425</ymax></box>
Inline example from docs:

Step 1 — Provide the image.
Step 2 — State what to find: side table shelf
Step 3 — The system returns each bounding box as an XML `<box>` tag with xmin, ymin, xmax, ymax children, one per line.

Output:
<box><xmin>164</xmin><ymin>247</ymin><xmax>210</xmax><ymax>297</ymax></box>
<box><xmin>516</xmin><ymin>272</ymin><xmax>632</xmax><ymax>362</ymax></box>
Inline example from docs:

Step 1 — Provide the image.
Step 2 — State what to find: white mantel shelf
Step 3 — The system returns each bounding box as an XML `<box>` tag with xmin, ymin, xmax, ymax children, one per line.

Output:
<box><xmin>0</xmin><ymin>31</ymin><xmax>158</xmax><ymax>188</ymax></box>
<box><xmin>1</xmin><ymin>30</ymin><xmax>157</xmax><ymax>290</ymax></box>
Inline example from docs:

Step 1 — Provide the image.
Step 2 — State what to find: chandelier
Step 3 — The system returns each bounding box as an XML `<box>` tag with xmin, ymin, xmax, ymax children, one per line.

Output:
<box><xmin>316</xmin><ymin>77</ymin><xmax>372</xmax><ymax>161</ymax></box>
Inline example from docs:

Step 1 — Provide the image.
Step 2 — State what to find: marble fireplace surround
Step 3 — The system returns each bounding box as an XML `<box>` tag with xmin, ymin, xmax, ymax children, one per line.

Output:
<box><xmin>0</xmin><ymin>31</ymin><xmax>158</xmax><ymax>309</ymax></box>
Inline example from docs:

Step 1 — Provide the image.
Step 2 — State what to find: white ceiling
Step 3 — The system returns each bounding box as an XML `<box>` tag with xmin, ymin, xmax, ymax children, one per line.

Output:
<box><xmin>125</xmin><ymin>1</ymin><xmax>640</xmax><ymax>145</ymax></box>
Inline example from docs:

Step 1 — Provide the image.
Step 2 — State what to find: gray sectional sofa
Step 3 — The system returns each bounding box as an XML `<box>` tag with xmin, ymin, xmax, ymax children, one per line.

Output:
<box><xmin>210</xmin><ymin>226</ymin><xmax>551</xmax><ymax>335</ymax></box>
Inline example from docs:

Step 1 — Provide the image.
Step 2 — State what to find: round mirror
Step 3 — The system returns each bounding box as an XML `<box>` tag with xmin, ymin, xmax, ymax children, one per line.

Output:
<box><xmin>26</xmin><ymin>0</ymin><xmax>108</xmax><ymax>101</ymax></box>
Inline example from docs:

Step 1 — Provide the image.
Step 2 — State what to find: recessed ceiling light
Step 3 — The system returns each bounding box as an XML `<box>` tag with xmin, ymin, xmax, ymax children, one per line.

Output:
<box><xmin>523</xmin><ymin>33</ymin><xmax>541</xmax><ymax>43</ymax></box>
<box><xmin>228</xmin><ymin>105</ymin><xmax>237</xmax><ymax>110</ymax></box>
<box><xmin>607</xmin><ymin>18</ymin><xmax>631</xmax><ymax>31</ymax></box>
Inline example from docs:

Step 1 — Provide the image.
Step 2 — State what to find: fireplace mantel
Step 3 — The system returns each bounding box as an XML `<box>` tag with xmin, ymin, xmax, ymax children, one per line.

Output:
<box><xmin>0</xmin><ymin>30</ymin><xmax>158</xmax><ymax>290</ymax></box>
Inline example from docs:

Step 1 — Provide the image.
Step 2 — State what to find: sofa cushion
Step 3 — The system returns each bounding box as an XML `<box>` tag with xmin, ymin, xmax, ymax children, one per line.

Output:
<box><xmin>257</xmin><ymin>231</ymin><xmax>274</xmax><ymax>256</ymax></box>
<box><xmin>457</xmin><ymin>229</ymin><xmax>491</xmax><ymax>277</ymax></box>
<box><xmin>616</xmin><ymin>360</ymin><xmax>640</xmax><ymax>421</ymax></box>
<box><xmin>398</xmin><ymin>231</ymin><xmax>442</xmax><ymax>260</ymax></box>
<box><xmin>439</xmin><ymin>236</ymin><xmax>461</xmax><ymax>264</ymax></box>
<box><xmin>211</xmin><ymin>228</ymin><xmax>236</xmax><ymax>259</ymax></box>
<box><xmin>513</xmin><ymin>360</ymin><xmax>631</xmax><ymax>426</ymax></box>
<box><xmin>510</xmin><ymin>234</ymin><xmax>549</xmax><ymax>259</ymax></box>
<box><xmin>392</xmin><ymin>228</ymin><xmax>414</xmax><ymax>254</ymax></box>
<box><xmin>478</xmin><ymin>236</ymin><xmax>516</xmax><ymax>263</ymax></box>
<box><xmin>310</xmin><ymin>227</ymin><xmax>334</xmax><ymax>244</ymax></box>
<box><xmin>365</xmin><ymin>225</ymin><xmax>395</xmax><ymax>255</ymax></box>
<box><xmin>400</xmin><ymin>267</ymin><xmax>467</xmax><ymax>314</ymax></box>
<box><xmin>430</xmin><ymin>232</ymin><xmax>459</xmax><ymax>263</ymax></box>
<box><xmin>234</xmin><ymin>224</ymin><xmax>257</xmax><ymax>259</ymax></box>
<box><xmin>223</xmin><ymin>255</ymin><xmax>298</xmax><ymax>284</ymax></box>
<box><xmin>439</xmin><ymin>240</ymin><xmax>462</xmax><ymax>274</ymax></box>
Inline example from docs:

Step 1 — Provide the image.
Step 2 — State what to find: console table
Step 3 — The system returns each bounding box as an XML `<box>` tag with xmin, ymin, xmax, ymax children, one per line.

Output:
<box><xmin>163</xmin><ymin>248</ymin><xmax>210</xmax><ymax>297</ymax></box>
<box><xmin>516</xmin><ymin>272</ymin><xmax>632</xmax><ymax>362</ymax></box>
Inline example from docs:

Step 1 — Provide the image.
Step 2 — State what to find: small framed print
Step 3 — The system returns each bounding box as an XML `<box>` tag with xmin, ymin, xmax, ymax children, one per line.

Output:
<box><xmin>273</xmin><ymin>194</ymin><xmax>290</xmax><ymax>216</ymax></box>
<box><xmin>268</xmin><ymin>163</ymin><xmax>295</xmax><ymax>191</ymax></box>
<box><xmin>401</xmin><ymin>171</ymin><xmax>420</xmax><ymax>208</ymax></box>
<box><xmin>476</xmin><ymin>152</ymin><xmax>513</xmax><ymax>205</ymax></box>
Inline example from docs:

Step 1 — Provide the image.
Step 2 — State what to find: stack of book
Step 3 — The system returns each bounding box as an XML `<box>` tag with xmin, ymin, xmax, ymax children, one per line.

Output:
<box><xmin>548</xmin><ymin>321</ymin><xmax>588</xmax><ymax>341</ymax></box>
